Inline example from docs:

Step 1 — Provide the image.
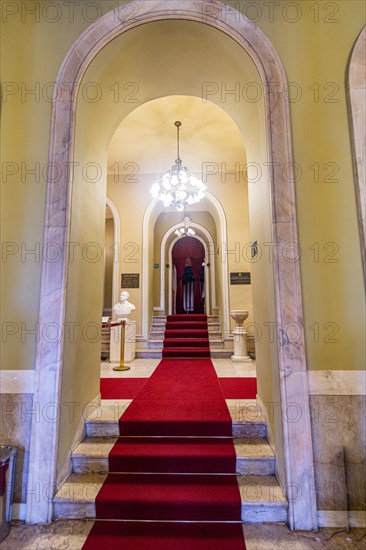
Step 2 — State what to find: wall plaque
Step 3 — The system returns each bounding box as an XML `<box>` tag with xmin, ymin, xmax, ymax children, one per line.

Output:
<box><xmin>230</xmin><ymin>272</ymin><xmax>251</xmax><ymax>285</ymax></box>
<box><xmin>121</xmin><ymin>273</ymin><xmax>140</xmax><ymax>289</ymax></box>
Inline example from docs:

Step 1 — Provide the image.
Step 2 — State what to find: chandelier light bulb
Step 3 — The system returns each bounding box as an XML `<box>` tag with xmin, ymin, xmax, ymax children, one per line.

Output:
<box><xmin>150</xmin><ymin>121</ymin><xmax>207</xmax><ymax>210</ymax></box>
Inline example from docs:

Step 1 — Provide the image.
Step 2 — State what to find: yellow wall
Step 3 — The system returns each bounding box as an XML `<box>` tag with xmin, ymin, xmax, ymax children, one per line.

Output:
<box><xmin>2</xmin><ymin>3</ymin><xmax>364</xmax><ymax>373</ymax></box>
<box><xmin>1</xmin><ymin>0</ymin><xmax>365</xmax><ymax>489</ymax></box>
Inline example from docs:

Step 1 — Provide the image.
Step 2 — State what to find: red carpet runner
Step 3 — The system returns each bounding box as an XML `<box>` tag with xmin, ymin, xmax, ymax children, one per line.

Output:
<box><xmin>83</xmin><ymin>315</ymin><xmax>245</xmax><ymax>549</ymax></box>
<box><xmin>100</xmin><ymin>377</ymin><xmax>257</xmax><ymax>399</ymax></box>
<box><xmin>163</xmin><ymin>314</ymin><xmax>211</xmax><ymax>357</ymax></box>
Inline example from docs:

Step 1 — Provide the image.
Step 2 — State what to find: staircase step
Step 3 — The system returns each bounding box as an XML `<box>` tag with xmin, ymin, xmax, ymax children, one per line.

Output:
<box><xmin>149</xmin><ymin>339</ymin><xmax>224</xmax><ymax>349</ymax></box>
<box><xmin>71</xmin><ymin>437</ymin><xmax>274</xmax><ymax>476</ymax></box>
<box><xmin>136</xmin><ymin>349</ymin><xmax>234</xmax><ymax>359</ymax></box>
<box><xmin>163</xmin><ymin>338</ymin><xmax>209</xmax><ymax>348</ymax></box>
<box><xmin>81</xmin><ymin>521</ymin><xmax>245</xmax><ymax>550</ymax></box>
<box><xmin>85</xmin><ymin>400</ymin><xmax>266</xmax><ymax>439</ymax></box>
<box><xmin>165</xmin><ymin>322</ymin><xmax>208</xmax><ymax>330</ymax></box>
<box><xmin>53</xmin><ymin>473</ymin><xmax>287</xmax><ymax>522</ymax></box>
<box><xmin>167</xmin><ymin>314</ymin><xmax>207</xmax><ymax>322</ymax></box>
<box><xmin>162</xmin><ymin>347</ymin><xmax>211</xmax><ymax>358</ymax></box>
<box><xmin>164</xmin><ymin>329</ymin><xmax>209</xmax><ymax>338</ymax></box>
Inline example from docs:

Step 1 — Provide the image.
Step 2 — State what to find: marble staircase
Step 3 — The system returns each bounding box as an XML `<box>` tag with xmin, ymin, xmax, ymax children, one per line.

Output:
<box><xmin>53</xmin><ymin>399</ymin><xmax>288</xmax><ymax>524</ymax></box>
<box><xmin>138</xmin><ymin>315</ymin><xmax>233</xmax><ymax>358</ymax></box>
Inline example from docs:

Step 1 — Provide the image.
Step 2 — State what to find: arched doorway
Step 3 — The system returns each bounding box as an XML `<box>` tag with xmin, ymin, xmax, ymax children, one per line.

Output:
<box><xmin>29</xmin><ymin>0</ymin><xmax>316</xmax><ymax>530</ymax></box>
<box><xmin>172</xmin><ymin>237</ymin><xmax>205</xmax><ymax>314</ymax></box>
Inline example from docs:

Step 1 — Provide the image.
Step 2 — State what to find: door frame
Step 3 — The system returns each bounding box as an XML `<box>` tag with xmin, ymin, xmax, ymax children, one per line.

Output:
<box><xmin>168</xmin><ymin>234</ymin><xmax>209</xmax><ymax>315</ymax></box>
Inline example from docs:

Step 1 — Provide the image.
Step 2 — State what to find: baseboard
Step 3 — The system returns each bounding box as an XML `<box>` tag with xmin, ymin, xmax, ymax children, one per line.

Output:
<box><xmin>256</xmin><ymin>393</ymin><xmax>287</xmax><ymax>502</ymax></box>
<box><xmin>317</xmin><ymin>510</ymin><xmax>366</xmax><ymax>527</ymax></box>
<box><xmin>0</xmin><ymin>370</ymin><xmax>35</xmax><ymax>393</ymax></box>
<box><xmin>308</xmin><ymin>370</ymin><xmax>366</xmax><ymax>395</ymax></box>
<box><xmin>56</xmin><ymin>393</ymin><xmax>101</xmax><ymax>490</ymax></box>
<box><xmin>12</xmin><ymin>502</ymin><xmax>27</xmax><ymax>520</ymax></box>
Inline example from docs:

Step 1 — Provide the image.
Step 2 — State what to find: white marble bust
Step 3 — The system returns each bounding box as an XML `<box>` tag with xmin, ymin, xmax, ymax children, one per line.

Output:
<box><xmin>112</xmin><ymin>290</ymin><xmax>136</xmax><ymax>321</ymax></box>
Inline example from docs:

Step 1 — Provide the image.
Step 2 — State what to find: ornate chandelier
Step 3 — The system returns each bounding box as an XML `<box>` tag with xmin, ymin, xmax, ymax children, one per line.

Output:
<box><xmin>150</xmin><ymin>121</ymin><xmax>206</xmax><ymax>211</ymax></box>
<box><xmin>175</xmin><ymin>216</ymin><xmax>196</xmax><ymax>238</ymax></box>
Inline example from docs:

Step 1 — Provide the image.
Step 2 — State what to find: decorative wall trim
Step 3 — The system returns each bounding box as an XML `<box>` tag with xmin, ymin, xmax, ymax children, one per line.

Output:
<box><xmin>30</xmin><ymin>0</ymin><xmax>316</xmax><ymax>529</ymax></box>
<box><xmin>308</xmin><ymin>370</ymin><xmax>366</xmax><ymax>395</ymax></box>
<box><xmin>317</xmin><ymin>510</ymin><xmax>366</xmax><ymax>528</ymax></box>
<box><xmin>142</xmin><ymin>199</ymin><xmax>159</xmax><ymax>340</ymax></box>
<box><xmin>347</xmin><ymin>27</ymin><xmax>366</xmax><ymax>280</ymax></box>
<box><xmin>106</xmin><ymin>196</ymin><xmax>120</xmax><ymax>307</ymax></box>
<box><xmin>167</xmin><ymin>233</ymin><xmax>211</xmax><ymax>316</ymax></box>
<box><xmin>0</xmin><ymin>371</ymin><xmax>35</xmax><ymax>394</ymax></box>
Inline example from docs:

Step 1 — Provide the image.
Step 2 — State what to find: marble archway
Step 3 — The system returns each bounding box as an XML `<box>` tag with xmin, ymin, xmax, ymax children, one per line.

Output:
<box><xmin>347</xmin><ymin>27</ymin><xmax>366</xmax><ymax>279</ymax></box>
<box><xmin>28</xmin><ymin>0</ymin><xmax>316</xmax><ymax>529</ymax></box>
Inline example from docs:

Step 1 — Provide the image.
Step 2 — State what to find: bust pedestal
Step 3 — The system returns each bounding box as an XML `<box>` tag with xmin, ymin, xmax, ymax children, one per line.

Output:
<box><xmin>230</xmin><ymin>310</ymin><xmax>252</xmax><ymax>363</ymax></box>
<box><xmin>110</xmin><ymin>320</ymin><xmax>136</xmax><ymax>363</ymax></box>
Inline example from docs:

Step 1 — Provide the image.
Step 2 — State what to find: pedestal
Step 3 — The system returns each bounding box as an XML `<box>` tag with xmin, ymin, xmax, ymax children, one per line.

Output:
<box><xmin>110</xmin><ymin>320</ymin><xmax>136</xmax><ymax>363</ymax></box>
<box><xmin>231</xmin><ymin>327</ymin><xmax>252</xmax><ymax>363</ymax></box>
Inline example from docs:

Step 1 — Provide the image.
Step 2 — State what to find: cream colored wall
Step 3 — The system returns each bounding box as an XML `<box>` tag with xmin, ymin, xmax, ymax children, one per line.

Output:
<box><xmin>0</xmin><ymin>1</ymin><xmax>118</xmax><ymax>372</ymax></box>
<box><xmin>226</xmin><ymin>0</ymin><xmax>365</xmax><ymax>371</ymax></box>
<box><xmin>1</xmin><ymin>0</ymin><xmax>364</xmax><ymax>500</ymax></box>
<box><xmin>3</xmin><ymin>5</ymin><xmax>364</xmax><ymax>374</ymax></box>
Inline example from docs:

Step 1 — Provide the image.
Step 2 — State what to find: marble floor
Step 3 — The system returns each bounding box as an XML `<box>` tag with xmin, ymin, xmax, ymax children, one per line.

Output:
<box><xmin>100</xmin><ymin>357</ymin><xmax>257</xmax><ymax>378</ymax></box>
<box><xmin>5</xmin><ymin>359</ymin><xmax>363</xmax><ymax>548</ymax></box>
<box><xmin>1</xmin><ymin>521</ymin><xmax>365</xmax><ymax>549</ymax></box>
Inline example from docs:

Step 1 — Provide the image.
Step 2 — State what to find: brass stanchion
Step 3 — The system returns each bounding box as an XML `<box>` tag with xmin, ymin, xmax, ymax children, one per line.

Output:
<box><xmin>113</xmin><ymin>320</ymin><xmax>130</xmax><ymax>371</ymax></box>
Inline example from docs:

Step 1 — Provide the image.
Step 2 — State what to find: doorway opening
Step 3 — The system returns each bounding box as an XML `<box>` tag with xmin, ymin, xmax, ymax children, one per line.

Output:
<box><xmin>172</xmin><ymin>236</ymin><xmax>205</xmax><ymax>314</ymax></box>
<box><xmin>30</xmin><ymin>2</ymin><xmax>316</xmax><ymax>530</ymax></box>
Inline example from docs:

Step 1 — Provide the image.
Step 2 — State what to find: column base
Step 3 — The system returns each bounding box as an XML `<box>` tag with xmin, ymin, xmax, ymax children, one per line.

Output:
<box><xmin>230</xmin><ymin>355</ymin><xmax>252</xmax><ymax>363</ymax></box>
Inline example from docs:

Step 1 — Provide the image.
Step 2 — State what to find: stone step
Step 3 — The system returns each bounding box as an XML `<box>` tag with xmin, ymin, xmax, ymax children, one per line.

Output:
<box><xmin>151</xmin><ymin>316</ymin><xmax>220</xmax><ymax>323</ymax></box>
<box><xmin>149</xmin><ymin>330</ymin><xmax>223</xmax><ymax>340</ymax></box>
<box><xmin>136</xmin><ymin>349</ymin><xmax>233</xmax><ymax>359</ymax></box>
<box><xmin>85</xmin><ymin>400</ymin><xmax>266</xmax><ymax>439</ymax></box>
<box><xmin>148</xmin><ymin>339</ymin><xmax>225</xmax><ymax>349</ymax></box>
<box><xmin>53</xmin><ymin>473</ymin><xmax>287</xmax><ymax>523</ymax></box>
<box><xmin>151</xmin><ymin>320</ymin><xmax>221</xmax><ymax>331</ymax></box>
<box><xmin>71</xmin><ymin>437</ymin><xmax>275</xmax><ymax>476</ymax></box>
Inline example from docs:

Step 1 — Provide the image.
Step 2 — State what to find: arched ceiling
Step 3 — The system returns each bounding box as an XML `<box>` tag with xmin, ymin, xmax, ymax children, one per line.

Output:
<box><xmin>76</xmin><ymin>18</ymin><xmax>264</xmax><ymax>166</ymax></box>
<box><xmin>107</xmin><ymin>95</ymin><xmax>247</xmax><ymax>176</ymax></box>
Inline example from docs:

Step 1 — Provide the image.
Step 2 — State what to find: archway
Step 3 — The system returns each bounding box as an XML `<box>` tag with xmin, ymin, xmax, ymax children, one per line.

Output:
<box><xmin>347</xmin><ymin>27</ymin><xmax>366</xmax><ymax>279</ymax></box>
<box><xmin>160</xmin><ymin>222</ymin><xmax>217</xmax><ymax>318</ymax></box>
<box><xmin>171</xmin><ymin>237</ymin><xmax>205</xmax><ymax>314</ymax></box>
<box><xmin>28</xmin><ymin>0</ymin><xmax>316</xmax><ymax>530</ymax></box>
<box><xmin>105</xmin><ymin>196</ymin><xmax>120</xmax><ymax>309</ymax></box>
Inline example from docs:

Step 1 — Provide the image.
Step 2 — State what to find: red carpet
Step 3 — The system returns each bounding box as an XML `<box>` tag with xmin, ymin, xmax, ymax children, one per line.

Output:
<box><xmin>118</xmin><ymin>359</ymin><xmax>232</xmax><ymax>436</ymax></box>
<box><xmin>163</xmin><ymin>313</ymin><xmax>210</xmax><ymax>358</ymax></box>
<box><xmin>84</xmin><ymin>316</ymin><xmax>246</xmax><ymax>549</ymax></box>
<box><xmin>100</xmin><ymin>378</ymin><xmax>147</xmax><ymax>399</ymax></box>
<box><xmin>83</xmin><ymin>521</ymin><xmax>245</xmax><ymax>550</ymax></box>
<box><xmin>95</xmin><ymin>472</ymin><xmax>241</xmax><ymax>521</ymax></box>
<box><xmin>100</xmin><ymin>377</ymin><xmax>257</xmax><ymax>400</ymax></box>
<box><xmin>219</xmin><ymin>377</ymin><xmax>257</xmax><ymax>399</ymax></box>
<box><xmin>109</xmin><ymin>436</ymin><xmax>236</xmax><ymax>473</ymax></box>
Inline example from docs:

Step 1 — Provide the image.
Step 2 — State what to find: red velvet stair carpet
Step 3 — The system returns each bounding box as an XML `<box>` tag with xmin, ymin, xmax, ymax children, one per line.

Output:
<box><xmin>162</xmin><ymin>314</ymin><xmax>211</xmax><ymax>358</ymax></box>
<box><xmin>100</xmin><ymin>377</ymin><xmax>257</xmax><ymax>400</ymax></box>
<box><xmin>83</xmin><ymin>318</ymin><xmax>245</xmax><ymax>549</ymax></box>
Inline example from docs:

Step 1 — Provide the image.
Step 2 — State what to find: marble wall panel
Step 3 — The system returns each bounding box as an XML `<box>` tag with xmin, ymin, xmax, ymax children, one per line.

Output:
<box><xmin>310</xmin><ymin>395</ymin><xmax>366</xmax><ymax>511</ymax></box>
<box><xmin>0</xmin><ymin>393</ymin><xmax>33</xmax><ymax>503</ymax></box>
